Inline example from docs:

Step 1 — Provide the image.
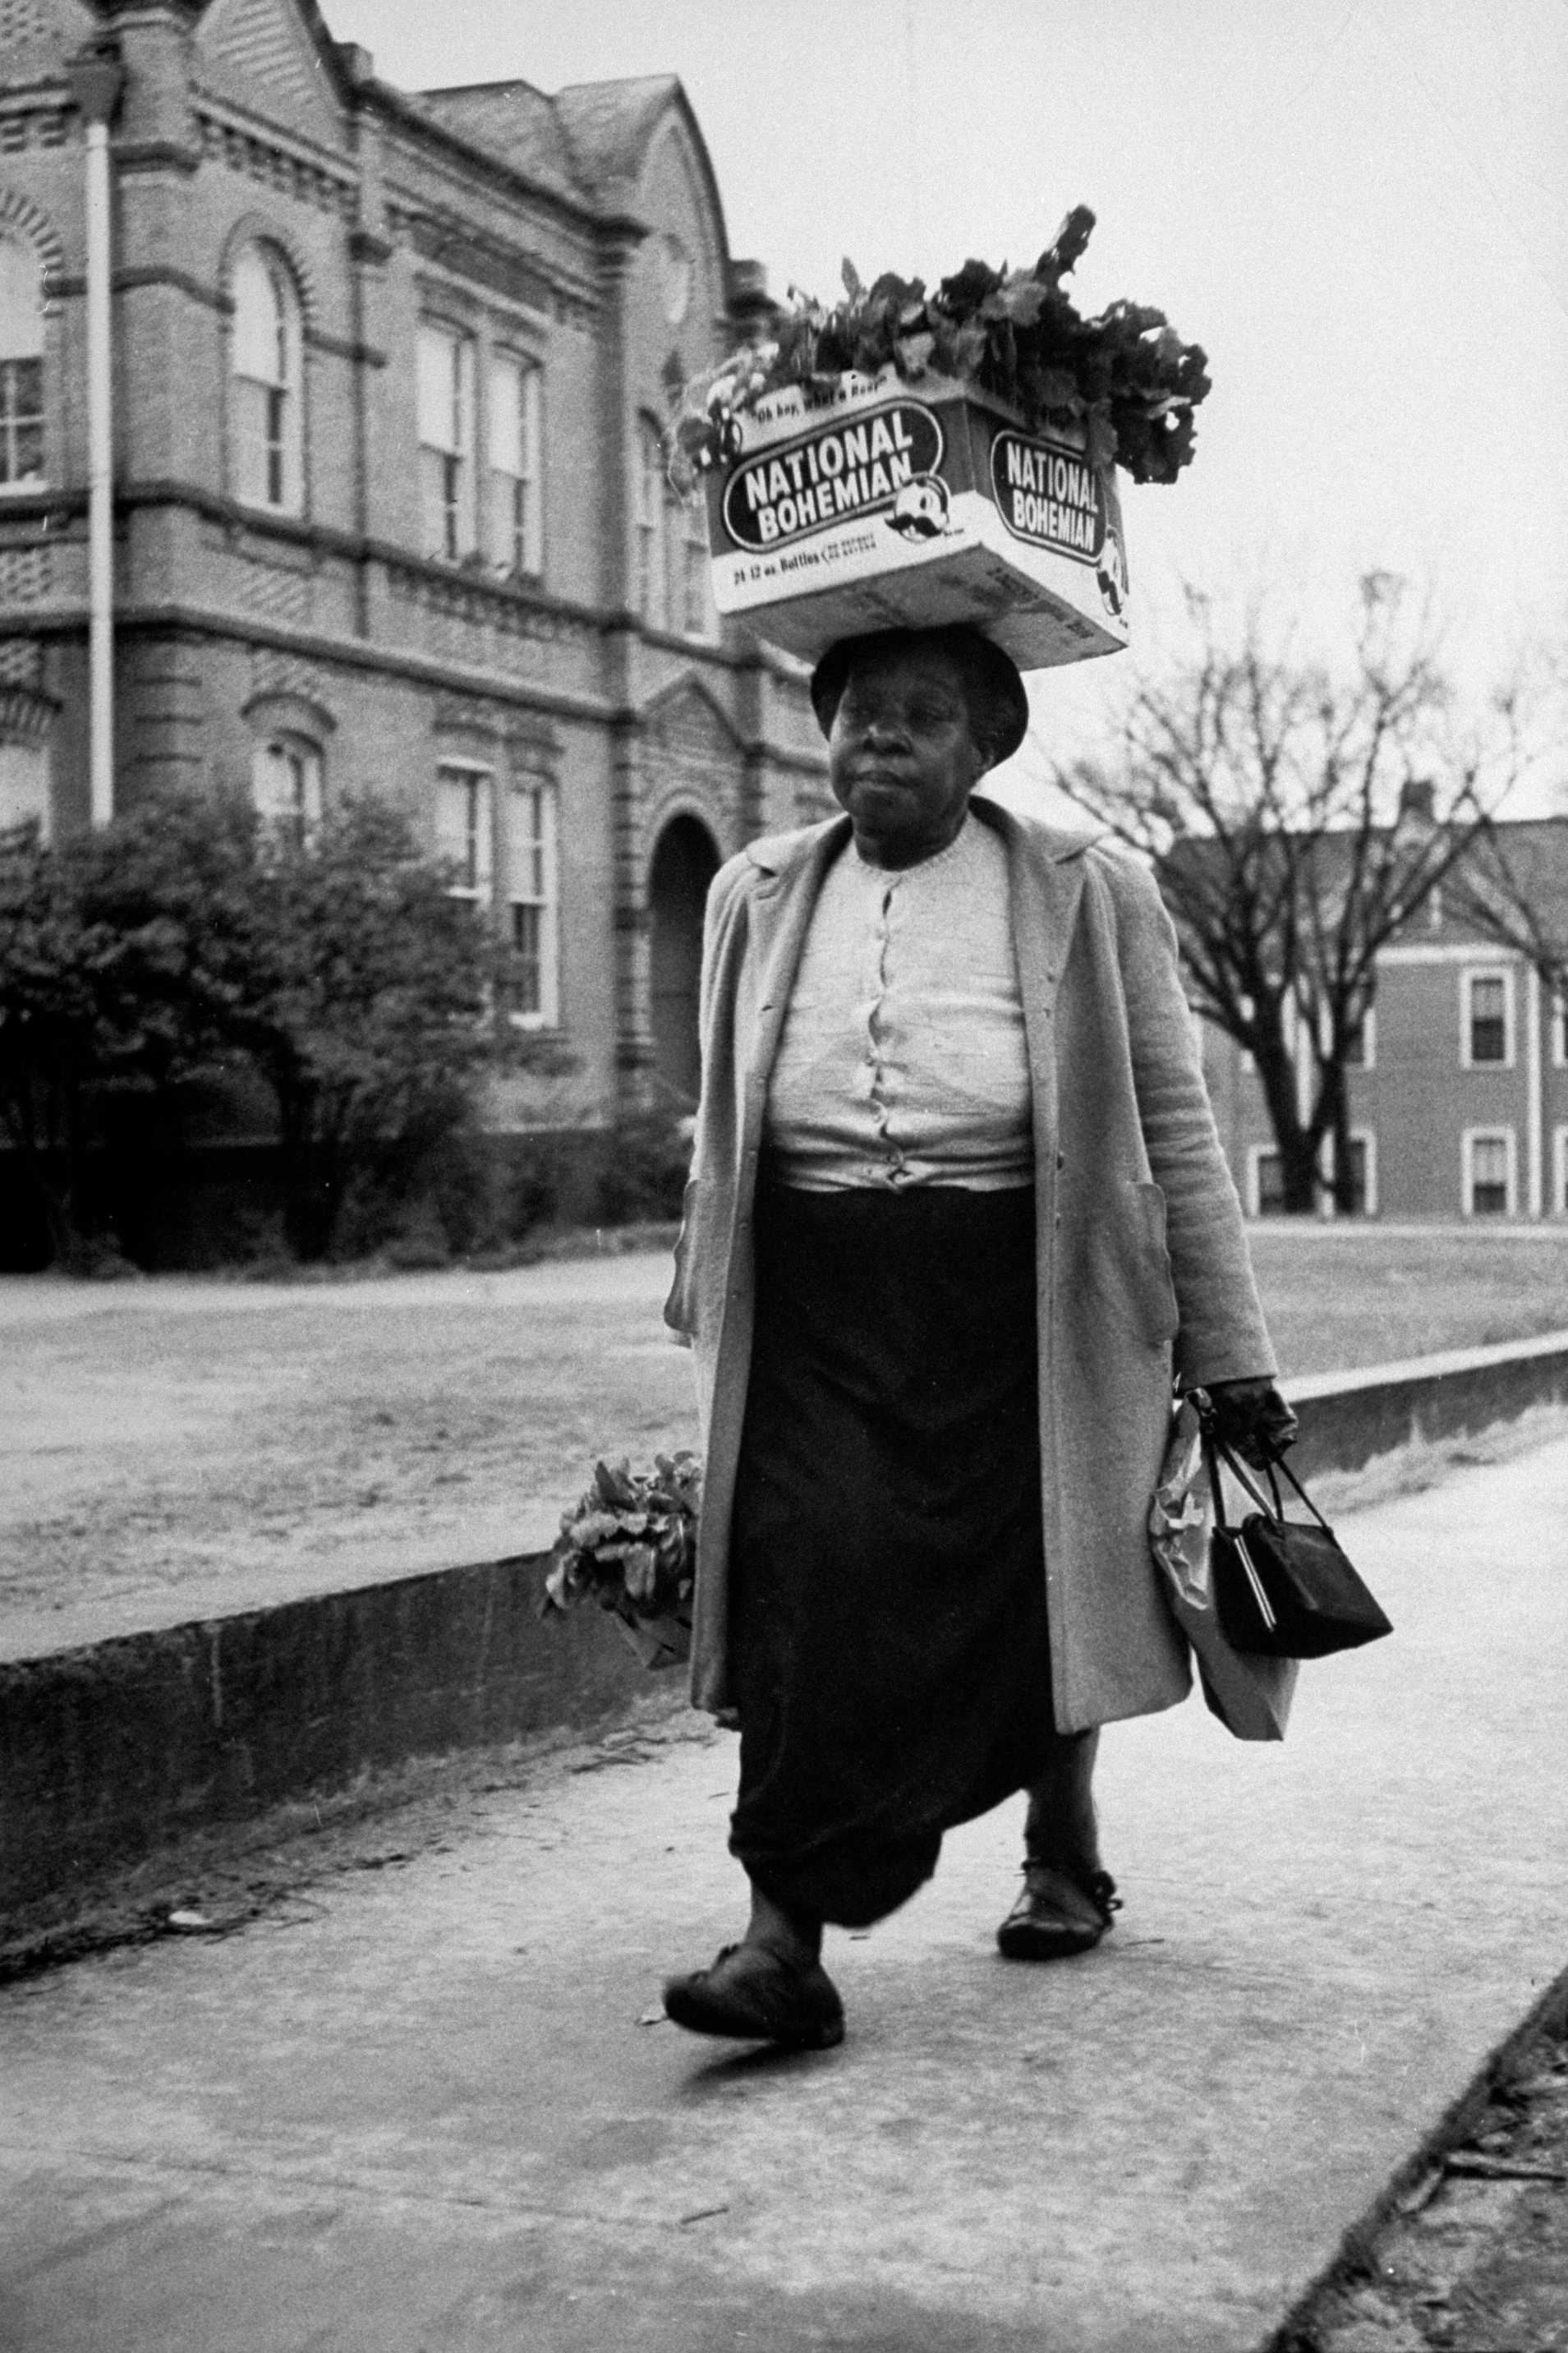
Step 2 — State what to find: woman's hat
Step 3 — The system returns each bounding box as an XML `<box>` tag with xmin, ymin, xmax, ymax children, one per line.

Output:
<box><xmin>809</xmin><ymin>627</ymin><xmax>1030</xmax><ymax>769</ymax></box>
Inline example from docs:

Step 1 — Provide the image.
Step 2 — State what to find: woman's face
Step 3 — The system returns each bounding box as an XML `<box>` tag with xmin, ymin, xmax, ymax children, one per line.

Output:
<box><xmin>826</xmin><ymin>642</ymin><xmax>988</xmax><ymax>869</ymax></box>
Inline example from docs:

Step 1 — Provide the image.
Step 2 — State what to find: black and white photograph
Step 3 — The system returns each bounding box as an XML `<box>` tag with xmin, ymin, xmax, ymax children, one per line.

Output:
<box><xmin>2</xmin><ymin>3</ymin><xmax>1566</xmax><ymax>2346</ymax></box>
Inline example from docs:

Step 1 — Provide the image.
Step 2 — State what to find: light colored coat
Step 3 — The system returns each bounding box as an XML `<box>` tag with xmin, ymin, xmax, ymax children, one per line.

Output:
<box><xmin>664</xmin><ymin>798</ymin><xmax>1277</xmax><ymax>1734</ymax></box>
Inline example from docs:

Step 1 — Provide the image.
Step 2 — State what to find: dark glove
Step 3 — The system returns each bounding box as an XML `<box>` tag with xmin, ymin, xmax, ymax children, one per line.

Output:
<box><xmin>1198</xmin><ymin>1378</ymin><xmax>1298</xmax><ymax>1469</ymax></box>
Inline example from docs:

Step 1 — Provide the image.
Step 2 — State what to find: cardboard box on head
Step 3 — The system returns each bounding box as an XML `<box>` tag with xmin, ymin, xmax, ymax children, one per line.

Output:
<box><xmin>700</xmin><ymin>365</ymin><xmax>1131</xmax><ymax>674</ymax></box>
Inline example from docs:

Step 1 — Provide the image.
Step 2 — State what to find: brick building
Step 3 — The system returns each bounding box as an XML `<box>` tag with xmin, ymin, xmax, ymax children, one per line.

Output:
<box><xmin>0</xmin><ymin>0</ymin><xmax>830</xmax><ymax>1236</ymax></box>
<box><xmin>1201</xmin><ymin>817</ymin><xmax>1568</xmax><ymax>1221</ymax></box>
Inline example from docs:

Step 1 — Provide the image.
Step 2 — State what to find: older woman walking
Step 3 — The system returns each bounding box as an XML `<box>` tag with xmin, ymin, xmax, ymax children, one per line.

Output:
<box><xmin>661</xmin><ymin>624</ymin><xmax>1293</xmax><ymax>2049</ymax></box>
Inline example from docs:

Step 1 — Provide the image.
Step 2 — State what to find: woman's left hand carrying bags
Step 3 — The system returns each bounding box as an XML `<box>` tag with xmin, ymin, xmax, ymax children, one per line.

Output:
<box><xmin>1200</xmin><ymin>1421</ymin><xmax>1393</xmax><ymax>1661</ymax></box>
<box><xmin>1148</xmin><ymin>1399</ymin><xmax>1298</xmax><ymax>1741</ymax></box>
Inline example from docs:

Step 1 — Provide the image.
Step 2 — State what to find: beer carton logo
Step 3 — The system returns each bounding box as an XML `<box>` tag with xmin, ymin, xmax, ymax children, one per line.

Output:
<box><xmin>991</xmin><ymin>431</ymin><xmax>1106</xmax><ymax>565</ymax></box>
<box><xmin>722</xmin><ymin>401</ymin><xmax>944</xmax><ymax>551</ymax></box>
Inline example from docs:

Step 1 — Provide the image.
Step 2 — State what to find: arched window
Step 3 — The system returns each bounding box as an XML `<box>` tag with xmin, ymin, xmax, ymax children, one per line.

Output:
<box><xmin>0</xmin><ymin>234</ymin><xmax>44</xmax><ymax>492</ymax></box>
<box><xmin>253</xmin><ymin>732</ymin><xmax>324</xmax><ymax>842</ymax></box>
<box><xmin>232</xmin><ymin>242</ymin><xmax>303</xmax><ymax>513</ymax></box>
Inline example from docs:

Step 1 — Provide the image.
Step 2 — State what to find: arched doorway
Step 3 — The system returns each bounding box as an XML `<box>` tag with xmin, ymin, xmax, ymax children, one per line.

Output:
<box><xmin>648</xmin><ymin>813</ymin><xmax>720</xmax><ymax>1104</ymax></box>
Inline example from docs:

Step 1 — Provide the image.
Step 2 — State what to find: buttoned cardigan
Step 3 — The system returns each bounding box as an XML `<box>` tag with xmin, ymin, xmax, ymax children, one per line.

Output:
<box><xmin>665</xmin><ymin>797</ymin><xmax>1277</xmax><ymax>1734</ymax></box>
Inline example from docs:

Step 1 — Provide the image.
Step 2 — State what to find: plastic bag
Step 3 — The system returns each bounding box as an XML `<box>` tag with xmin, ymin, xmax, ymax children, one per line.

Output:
<box><xmin>1149</xmin><ymin>1397</ymin><xmax>1298</xmax><ymax>1741</ymax></box>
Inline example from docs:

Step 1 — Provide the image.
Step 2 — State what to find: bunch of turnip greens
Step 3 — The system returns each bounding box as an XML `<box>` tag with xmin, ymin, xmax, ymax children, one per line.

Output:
<box><xmin>676</xmin><ymin>207</ymin><xmax>1210</xmax><ymax>489</ymax></box>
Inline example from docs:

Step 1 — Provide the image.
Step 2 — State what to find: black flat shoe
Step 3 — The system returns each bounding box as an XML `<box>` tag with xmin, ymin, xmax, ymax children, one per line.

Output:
<box><xmin>662</xmin><ymin>1941</ymin><xmax>845</xmax><ymax>2048</ymax></box>
<box><xmin>996</xmin><ymin>1864</ymin><xmax>1121</xmax><ymax>1961</ymax></box>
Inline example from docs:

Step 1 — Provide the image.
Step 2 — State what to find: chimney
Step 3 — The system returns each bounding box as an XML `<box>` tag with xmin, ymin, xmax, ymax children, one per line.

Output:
<box><xmin>727</xmin><ymin>258</ymin><xmax>780</xmax><ymax>345</ymax></box>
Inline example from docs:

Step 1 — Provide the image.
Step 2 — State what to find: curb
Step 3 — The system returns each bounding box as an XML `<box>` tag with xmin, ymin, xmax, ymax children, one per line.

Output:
<box><xmin>1284</xmin><ymin>1327</ymin><xmax>1568</xmax><ymax>1480</ymax></box>
<box><xmin>0</xmin><ymin>1555</ymin><xmax>654</xmax><ymax>1917</ymax></box>
<box><xmin>5</xmin><ymin>1329</ymin><xmax>1568</xmax><ymax>1919</ymax></box>
<box><xmin>1263</xmin><ymin>1955</ymin><xmax>1568</xmax><ymax>2352</ymax></box>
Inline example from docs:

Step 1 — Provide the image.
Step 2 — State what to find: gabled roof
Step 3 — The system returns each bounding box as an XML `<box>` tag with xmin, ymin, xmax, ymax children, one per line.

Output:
<box><xmin>1460</xmin><ymin>813</ymin><xmax>1568</xmax><ymax>937</ymax></box>
<box><xmin>556</xmin><ymin>74</ymin><xmax>730</xmax><ymax>252</ymax></box>
<box><xmin>412</xmin><ymin>71</ymin><xmax>729</xmax><ymax>251</ymax></box>
<box><xmin>195</xmin><ymin>0</ymin><xmax>349</xmax><ymax>150</ymax></box>
<box><xmin>552</xmin><ymin>75</ymin><xmax>681</xmax><ymax>187</ymax></box>
<box><xmin>412</xmin><ymin>80</ymin><xmax>586</xmax><ymax>203</ymax></box>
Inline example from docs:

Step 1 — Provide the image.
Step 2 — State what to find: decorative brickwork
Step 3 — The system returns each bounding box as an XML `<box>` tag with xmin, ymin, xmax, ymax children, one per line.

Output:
<box><xmin>0</xmin><ymin>546</ymin><xmax>49</xmax><ymax>602</ymax></box>
<box><xmin>0</xmin><ymin>183</ymin><xmax>65</xmax><ymax>283</ymax></box>
<box><xmin>196</xmin><ymin>110</ymin><xmax>356</xmax><ymax>220</ymax></box>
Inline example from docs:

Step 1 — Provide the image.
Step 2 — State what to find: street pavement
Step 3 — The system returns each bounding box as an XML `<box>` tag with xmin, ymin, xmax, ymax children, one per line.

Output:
<box><xmin>2</xmin><ymin>1436</ymin><xmax>1567</xmax><ymax>2353</ymax></box>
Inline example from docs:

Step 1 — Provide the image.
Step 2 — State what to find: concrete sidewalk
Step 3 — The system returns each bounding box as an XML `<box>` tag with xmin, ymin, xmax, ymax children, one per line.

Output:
<box><xmin>2</xmin><ymin>1439</ymin><xmax>1567</xmax><ymax>2353</ymax></box>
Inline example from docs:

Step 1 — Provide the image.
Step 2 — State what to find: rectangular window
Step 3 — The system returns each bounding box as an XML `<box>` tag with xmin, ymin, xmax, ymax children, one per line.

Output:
<box><xmin>1250</xmin><ymin>1147</ymin><xmax>1285</xmax><ymax>1217</ymax></box>
<box><xmin>1555</xmin><ymin>1126</ymin><xmax>1568</xmax><ymax>1216</ymax></box>
<box><xmin>0</xmin><ymin>357</ymin><xmax>44</xmax><ymax>489</ymax></box>
<box><xmin>418</xmin><ymin>325</ymin><xmax>476</xmax><ymax>560</ymax></box>
<box><xmin>1338</xmin><ymin>1132</ymin><xmax>1376</xmax><ymax>1216</ymax></box>
<box><xmin>637</xmin><ymin>421</ymin><xmax>668</xmax><ymax>630</ymax></box>
<box><xmin>1342</xmin><ymin>1007</ymin><xmax>1376</xmax><ymax>1069</ymax></box>
<box><xmin>506</xmin><ymin>779</ymin><xmax>559</xmax><ymax>1026</ymax></box>
<box><xmin>678</xmin><ymin>493</ymin><xmax>708</xmax><ymax>637</ymax></box>
<box><xmin>1463</xmin><ymin>969</ymin><xmax>1512</xmax><ymax>1067</ymax></box>
<box><xmin>436</xmin><ymin>763</ymin><xmax>494</xmax><ymax>900</ymax></box>
<box><xmin>489</xmin><ymin>353</ymin><xmax>542</xmax><ymax>578</ymax></box>
<box><xmin>1465</xmin><ymin>1129</ymin><xmax>1515</xmax><ymax>1217</ymax></box>
<box><xmin>1553</xmin><ymin>994</ymin><xmax>1568</xmax><ymax>1069</ymax></box>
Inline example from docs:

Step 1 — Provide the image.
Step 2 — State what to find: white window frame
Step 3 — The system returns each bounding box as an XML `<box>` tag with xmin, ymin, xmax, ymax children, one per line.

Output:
<box><xmin>676</xmin><ymin>489</ymin><xmax>709</xmax><ymax>639</ymax></box>
<box><xmin>252</xmin><ymin>732</ymin><xmax>324</xmax><ymax>842</ymax></box>
<box><xmin>232</xmin><ymin>242</ymin><xmax>304</xmax><ymax>515</ymax></box>
<box><xmin>0</xmin><ymin>737</ymin><xmax>49</xmax><ymax>838</ymax></box>
<box><xmin>636</xmin><ymin>415</ymin><xmax>669</xmax><ymax>629</ymax></box>
<box><xmin>1554</xmin><ymin>1124</ymin><xmax>1568</xmax><ymax>1216</ymax></box>
<box><xmin>505</xmin><ymin>776</ymin><xmax>559</xmax><ymax>1029</ymax></box>
<box><xmin>435</xmin><ymin>761</ymin><xmax>494</xmax><ymax>901</ymax></box>
<box><xmin>488</xmin><ymin>351</ymin><xmax>543</xmax><ymax>579</ymax></box>
<box><xmin>1338</xmin><ymin>1126</ymin><xmax>1378</xmax><ymax>1217</ymax></box>
<box><xmin>1342</xmin><ymin>1005</ymin><xmax>1377</xmax><ymax>1071</ymax></box>
<box><xmin>1463</xmin><ymin>1126</ymin><xmax>1516</xmax><ymax>1218</ymax></box>
<box><xmin>419</xmin><ymin>322</ymin><xmax>478</xmax><ymax>561</ymax></box>
<box><xmin>1460</xmin><ymin>966</ymin><xmax>1515</xmax><ymax>1070</ymax></box>
<box><xmin>0</xmin><ymin>232</ymin><xmax>44</xmax><ymax>494</ymax></box>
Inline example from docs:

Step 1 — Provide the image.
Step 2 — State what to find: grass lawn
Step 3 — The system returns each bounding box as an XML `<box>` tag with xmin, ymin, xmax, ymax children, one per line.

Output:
<box><xmin>3</xmin><ymin>1224</ymin><xmax>1567</xmax><ymax>1637</ymax></box>
<box><xmin>1248</xmin><ymin>1224</ymin><xmax>1568</xmax><ymax>1375</ymax></box>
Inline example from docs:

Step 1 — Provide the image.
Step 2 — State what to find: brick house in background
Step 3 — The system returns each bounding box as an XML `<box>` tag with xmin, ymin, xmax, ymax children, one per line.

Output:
<box><xmin>1200</xmin><ymin>816</ymin><xmax>1568</xmax><ymax>1222</ymax></box>
<box><xmin>0</xmin><ymin>0</ymin><xmax>830</xmax><ymax>1255</ymax></box>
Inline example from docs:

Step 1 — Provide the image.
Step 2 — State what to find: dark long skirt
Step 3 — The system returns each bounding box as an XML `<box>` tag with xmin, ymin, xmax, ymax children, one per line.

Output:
<box><xmin>728</xmin><ymin>1179</ymin><xmax>1057</xmax><ymax>1928</ymax></box>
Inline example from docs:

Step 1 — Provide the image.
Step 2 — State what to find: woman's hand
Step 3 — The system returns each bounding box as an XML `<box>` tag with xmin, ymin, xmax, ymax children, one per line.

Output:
<box><xmin>1200</xmin><ymin>1378</ymin><xmax>1299</xmax><ymax>1468</ymax></box>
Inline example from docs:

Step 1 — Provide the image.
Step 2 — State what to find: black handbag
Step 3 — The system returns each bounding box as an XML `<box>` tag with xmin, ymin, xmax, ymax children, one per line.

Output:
<box><xmin>1202</xmin><ymin>1431</ymin><xmax>1393</xmax><ymax>1660</ymax></box>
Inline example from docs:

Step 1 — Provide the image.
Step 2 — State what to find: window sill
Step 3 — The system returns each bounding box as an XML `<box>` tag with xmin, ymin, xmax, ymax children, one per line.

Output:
<box><xmin>234</xmin><ymin>493</ymin><xmax>306</xmax><ymax>523</ymax></box>
<box><xmin>637</xmin><ymin>619</ymin><xmax>720</xmax><ymax>652</ymax></box>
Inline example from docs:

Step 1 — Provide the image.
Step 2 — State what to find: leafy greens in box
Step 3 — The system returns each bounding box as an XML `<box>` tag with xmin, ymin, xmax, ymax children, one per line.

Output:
<box><xmin>675</xmin><ymin>208</ymin><xmax>1210</xmax><ymax>493</ymax></box>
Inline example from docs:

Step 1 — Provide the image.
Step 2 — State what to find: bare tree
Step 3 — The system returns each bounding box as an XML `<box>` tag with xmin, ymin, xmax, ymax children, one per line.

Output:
<box><xmin>1050</xmin><ymin>575</ymin><xmax>1534</xmax><ymax>1212</ymax></box>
